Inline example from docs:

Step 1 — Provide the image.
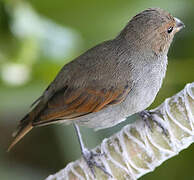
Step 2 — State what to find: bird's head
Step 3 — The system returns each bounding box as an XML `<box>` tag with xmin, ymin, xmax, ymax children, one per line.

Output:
<box><xmin>120</xmin><ymin>8</ymin><xmax>185</xmax><ymax>55</ymax></box>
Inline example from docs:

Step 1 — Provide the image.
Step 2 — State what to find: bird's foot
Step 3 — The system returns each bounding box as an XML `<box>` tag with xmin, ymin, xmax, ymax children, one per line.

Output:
<box><xmin>82</xmin><ymin>148</ymin><xmax>112</xmax><ymax>178</ymax></box>
<box><xmin>139</xmin><ymin>110</ymin><xmax>168</xmax><ymax>136</ymax></box>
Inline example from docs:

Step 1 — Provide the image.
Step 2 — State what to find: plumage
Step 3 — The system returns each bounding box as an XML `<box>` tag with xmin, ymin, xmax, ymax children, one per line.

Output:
<box><xmin>8</xmin><ymin>8</ymin><xmax>184</xmax><ymax>152</ymax></box>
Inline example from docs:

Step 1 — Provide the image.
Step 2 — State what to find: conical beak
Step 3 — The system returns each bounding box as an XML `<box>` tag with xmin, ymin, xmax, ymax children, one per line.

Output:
<box><xmin>174</xmin><ymin>17</ymin><xmax>185</xmax><ymax>31</ymax></box>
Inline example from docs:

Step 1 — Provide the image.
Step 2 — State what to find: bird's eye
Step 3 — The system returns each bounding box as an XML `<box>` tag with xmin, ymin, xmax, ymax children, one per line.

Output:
<box><xmin>167</xmin><ymin>27</ymin><xmax>173</xmax><ymax>34</ymax></box>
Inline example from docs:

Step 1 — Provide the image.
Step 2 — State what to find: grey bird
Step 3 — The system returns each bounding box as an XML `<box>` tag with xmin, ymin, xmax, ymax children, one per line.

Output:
<box><xmin>8</xmin><ymin>8</ymin><xmax>185</xmax><ymax>176</ymax></box>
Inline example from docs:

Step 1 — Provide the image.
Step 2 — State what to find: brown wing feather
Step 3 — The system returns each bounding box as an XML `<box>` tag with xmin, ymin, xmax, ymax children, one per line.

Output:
<box><xmin>33</xmin><ymin>85</ymin><xmax>130</xmax><ymax>126</ymax></box>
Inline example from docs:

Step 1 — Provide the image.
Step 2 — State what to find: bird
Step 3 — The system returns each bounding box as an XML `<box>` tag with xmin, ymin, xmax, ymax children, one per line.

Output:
<box><xmin>8</xmin><ymin>8</ymin><xmax>184</xmax><ymax>177</ymax></box>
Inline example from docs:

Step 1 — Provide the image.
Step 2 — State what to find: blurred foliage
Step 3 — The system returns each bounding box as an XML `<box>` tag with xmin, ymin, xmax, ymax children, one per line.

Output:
<box><xmin>0</xmin><ymin>0</ymin><xmax>193</xmax><ymax>179</ymax></box>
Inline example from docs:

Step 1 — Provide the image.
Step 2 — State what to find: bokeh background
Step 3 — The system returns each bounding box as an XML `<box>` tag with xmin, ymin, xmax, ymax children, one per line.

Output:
<box><xmin>0</xmin><ymin>0</ymin><xmax>194</xmax><ymax>179</ymax></box>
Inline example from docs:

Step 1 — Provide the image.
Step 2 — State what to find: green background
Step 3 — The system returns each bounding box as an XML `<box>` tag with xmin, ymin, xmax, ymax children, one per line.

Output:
<box><xmin>0</xmin><ymin>0</ymin><xmax>194</xmax><ymax>179</ymax></box>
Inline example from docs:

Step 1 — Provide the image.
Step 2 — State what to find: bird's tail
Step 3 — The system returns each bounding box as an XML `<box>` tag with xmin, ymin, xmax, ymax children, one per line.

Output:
<box><xmin>7</xmin><ymin>115</ymin><xmax>33</xmax><ymax>152</ymax></box>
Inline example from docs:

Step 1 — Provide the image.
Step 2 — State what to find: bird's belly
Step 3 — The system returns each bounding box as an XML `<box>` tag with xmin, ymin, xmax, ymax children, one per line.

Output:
<box><xmin>122</xmin><ymin>77</ymin><xmax>162</xmax><ymax>115</ymax></box>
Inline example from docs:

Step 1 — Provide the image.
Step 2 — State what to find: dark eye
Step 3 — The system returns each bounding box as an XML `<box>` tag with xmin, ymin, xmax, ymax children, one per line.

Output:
<box><xmin>167</xmin><ymin>27</ymin><xmax>173</xmax><ymax>34</ymax></box>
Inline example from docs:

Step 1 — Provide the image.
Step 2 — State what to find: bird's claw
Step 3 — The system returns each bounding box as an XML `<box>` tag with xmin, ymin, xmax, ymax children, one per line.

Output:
<box><xmin>139</xmin><ymin>110</ymin><xmax>168</xmax><ymax>136</ymax></box>
<box><xmin>82</xmin><ymin>149</ymin><xmax>112</xmax><ymax>178</ymax></box>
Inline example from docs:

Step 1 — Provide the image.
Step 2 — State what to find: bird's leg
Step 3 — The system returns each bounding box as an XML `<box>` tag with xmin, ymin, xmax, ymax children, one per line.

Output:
<box><xmin>73</xmin><ymin>123</ymin><xmax>112</xmax><ymax>177</ymax></box>
<box><xmin>139</xmin><ymin>110</ymin><xmax>168</xmax><ymax>136</ymax></box>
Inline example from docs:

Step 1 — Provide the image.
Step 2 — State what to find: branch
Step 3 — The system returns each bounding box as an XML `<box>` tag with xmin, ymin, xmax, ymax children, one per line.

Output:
<box><xmin>46</xmin><ymin>82</ymin><xmax>194</xmax><ymax>180</ymax></box>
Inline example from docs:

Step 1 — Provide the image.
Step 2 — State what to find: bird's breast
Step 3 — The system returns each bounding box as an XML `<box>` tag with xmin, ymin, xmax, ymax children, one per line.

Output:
<box><xmin>122</xmin><ymin>55</ymin><xmax>168</xmax><ymax>115</ymax></box>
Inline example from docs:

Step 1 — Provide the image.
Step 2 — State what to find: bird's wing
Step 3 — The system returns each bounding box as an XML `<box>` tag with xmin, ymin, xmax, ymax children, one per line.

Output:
<box><xmin>33</xmin><ymin>84</ymin><xmax>130</xmax><ymax>126</ymax></box>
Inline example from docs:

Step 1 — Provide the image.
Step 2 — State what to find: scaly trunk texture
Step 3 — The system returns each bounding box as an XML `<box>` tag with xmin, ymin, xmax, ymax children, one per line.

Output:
<box><xmin>46</xmin><ymin>82</ymin><xmax>194</xmax><ymax>180</ymax></box>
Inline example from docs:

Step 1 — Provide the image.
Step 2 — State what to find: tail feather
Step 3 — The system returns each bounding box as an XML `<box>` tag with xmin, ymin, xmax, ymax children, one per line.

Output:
<box><xmin>7</xmin><ymin>95</ymin><xmax>46</xmax><ymax>152</ymax></box>
<box><xmin>7</xmin><ymin>121</ymin><xmax>33</xmax><ymax>152</ymax></box>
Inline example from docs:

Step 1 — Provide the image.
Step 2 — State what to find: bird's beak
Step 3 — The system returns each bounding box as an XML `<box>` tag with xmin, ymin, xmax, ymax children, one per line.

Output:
<box><xmin>174</xmin><ymin>17</ymin><xmax>185</xmax><ymax>31</ymax></box>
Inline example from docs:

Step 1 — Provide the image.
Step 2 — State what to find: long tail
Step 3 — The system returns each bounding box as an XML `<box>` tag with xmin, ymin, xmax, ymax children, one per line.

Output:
<box><xmin>7</xmin><ymin>115</ymin><xmax>33</xmax><ymax>152</ymax></box>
